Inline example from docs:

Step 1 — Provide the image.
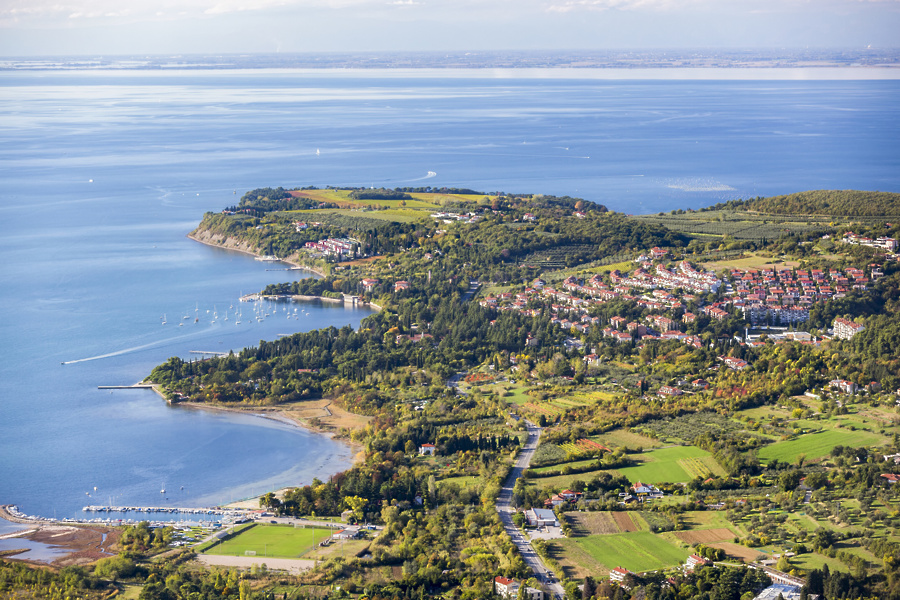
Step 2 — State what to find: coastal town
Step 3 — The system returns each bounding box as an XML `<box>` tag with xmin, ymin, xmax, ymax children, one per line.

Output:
<box><xmin>5</xmin><ymin>187</ymin><xmax>900</xmax><ymax>600</ymax></box>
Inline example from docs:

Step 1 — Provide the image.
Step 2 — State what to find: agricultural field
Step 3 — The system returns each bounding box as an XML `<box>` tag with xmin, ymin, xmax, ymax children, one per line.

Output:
<box><xmin>699</xmin><ymin>251</ymin><xmax>801</xmax><ymax>273</ymax></box>
<box><xmin>618</xmin><ymin>446</ymin><xmax>724</xmax><ymax>483</ymax></box>
<box><xmin>708</xmin><ymin>542</ymin><xmax>766</xmax><ymax>563</ymax></box>
<box><xmin>564</xmin><ymin>531</ymin><xmax>690</xmax><ymax>573</ymax></box>
<box><xmin>203</xmin><ymin>524</ymin><xmax>335</xmax><ymax>559</ymax></box>
<box><xmin>590</xmin><ymin>429</ymin><xmax>662</xmax><ymax>450</ymax></box>
<box><xmin>672</xmin><ymin>528</ymin><xmax>735</xmax><ymax>544</ymax></box>
<box><xmin>524</xmin><ymin>468</ymin><xmax>618</xmax><ymax>491</ymax></box>
<box><xmin>635</xmin><ymin>412</ymin><xmax>746</xmax><ymax>445</ymax></box>
<box><xmin>541</xmin><ymin>257</ymin><xmax>635</xmax><ymax>281</ymax></box>
<box><xmin>758</xmin><ymin>428</ymin><xmax>885</xmax><ymax>464</ymax></box>
<box><xmin>530</xmin><ymin>458</ymin><xmax>598</xmax><ymax>475</ymax></box>
<box><xmin>631</xmin><ymin>210</ymin><xmax>830</xmax><ymax>241</ymax></box>
<box><xmin>559</xmin><ymin>438</ymin><xmax>610</xmax><ymax>457</ymax></box>
<box><xmin>564</xmin><ymin>511</ymin><xmax>638</xmax><ymax>536</ymax></box>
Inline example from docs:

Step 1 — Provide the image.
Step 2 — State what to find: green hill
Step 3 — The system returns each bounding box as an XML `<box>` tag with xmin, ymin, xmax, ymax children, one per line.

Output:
<box><xmin>745</xmin><ymin>190</ymin><xmax>900</xmax><ymax>217</ymax></box>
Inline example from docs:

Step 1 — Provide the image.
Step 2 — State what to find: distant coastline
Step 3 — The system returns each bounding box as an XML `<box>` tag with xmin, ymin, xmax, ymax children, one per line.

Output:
<box><xmin>3</xmin><ymin>49</ymin><xmax>900</xmax><ymax>74</ymax></box>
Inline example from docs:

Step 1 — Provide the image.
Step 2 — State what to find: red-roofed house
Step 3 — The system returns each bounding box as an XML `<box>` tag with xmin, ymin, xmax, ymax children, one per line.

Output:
<box><xmin>419</xmin><ymin>443</ymin><xmax>436</xmax><ymax>456</ymax></box>
<box><xmin>685</xmin><ymin>554</ymin><xmax>711</xmax><ymax>571</ymax></box>
<box><xmin>609</xmin><ymin>566</ymin><xmax>633</xmax><ymax>583</ymax></box>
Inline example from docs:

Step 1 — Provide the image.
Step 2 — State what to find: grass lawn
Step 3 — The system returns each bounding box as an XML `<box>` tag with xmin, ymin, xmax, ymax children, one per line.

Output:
<box><xmin>758</xmin><ymin>428</ymin><xmax>884</xmax><ymax>464</ymax></box>
<box><xmin>568</xmin><ymin>531</ymin><xmax>689</xmax><ymax>573</ymax></box>
<box><xmin>118</xmin><ymin>584</ymin><xmax>143</xmax><ymax>600</ymax></box>
<box><xmin>789</xmin><ymin>552</ymin><xmax>850</xmax><ymax>573</ymax></box>
<box><xmin>617</xmin><ymin>446</ymin><xmax>718</xmax><ymax>483</ymax></box>
<box><xmin>439</xmin><ymin>475</ymin><xmax>482</xmax><ymax>491</ymax></box>
<box><xmin>204</xmin><ymin>524</ymin><xmax>334</xmax><ymax>559</ymax></box>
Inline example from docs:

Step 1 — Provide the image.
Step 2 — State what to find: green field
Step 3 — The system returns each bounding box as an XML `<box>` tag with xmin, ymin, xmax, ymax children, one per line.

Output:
<box><xmin>204</xmin><ymin>524</ymin><xmax>335</xmax><ymax>559</ymax></box>
<box><xmin>617</xmin><ymin>446</ymin><xmax>719</xmax><ymax>483</ymax></box>
<box><xmin>570</xmin><ymin>531</ymin><xmax>689</xmax><ymax>573</ymax></box>
<box><xmin>439</xmin><ymin>475</ymin><xmax>482</xmax><ymax>491</ymax></box>
<box><xmin>758</xmin><ymin>428</ymin><xmax>884</xmax><ymax>464</ymax></box>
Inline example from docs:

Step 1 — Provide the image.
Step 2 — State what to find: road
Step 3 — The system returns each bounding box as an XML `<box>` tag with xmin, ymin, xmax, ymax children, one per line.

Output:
<box><xmin>495</xmin><ymin>420</ymin><xmax>565</xmax><ymax>600</ymax></box>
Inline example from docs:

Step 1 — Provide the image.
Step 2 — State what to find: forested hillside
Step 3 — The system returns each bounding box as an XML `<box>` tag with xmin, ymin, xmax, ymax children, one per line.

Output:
<box><xmin>744</xmin><ymin>190</ymin><xmax>900</xmax><ymax>216</ymax></box>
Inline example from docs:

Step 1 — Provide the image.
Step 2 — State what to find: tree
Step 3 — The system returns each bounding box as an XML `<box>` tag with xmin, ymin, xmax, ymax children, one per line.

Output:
<box><xmin>344</xmin><ymin>495</ymin><xmax>368</xmax><ymax>522</ymax></box>
<box><xmin>582</xmin><ymin>576</ymin><xmax>596</xmax><ymax>600</ymax></box>
<box><xmin>260</xmin><ymin>492</ymin><xmax>280</xmax><ymax>511</ymax></box>
<box><xmin>778</xmin><ymin>470</ymin><xmax>802</xmax><ymax>492</ymax></box>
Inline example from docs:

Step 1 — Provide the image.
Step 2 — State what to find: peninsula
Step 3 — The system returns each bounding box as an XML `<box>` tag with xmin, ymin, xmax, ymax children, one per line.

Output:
<box><xmin>9</xmin><ymin>186</ymin><xmax>900</xmax><ymax>600</ymax></box>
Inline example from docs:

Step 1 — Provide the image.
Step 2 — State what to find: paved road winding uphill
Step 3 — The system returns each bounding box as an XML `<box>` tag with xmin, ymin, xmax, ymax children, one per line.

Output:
<box><xmin>495</xmin><ymin>420</ymin><xmax>565</xmax><ymax>600</ymax></box>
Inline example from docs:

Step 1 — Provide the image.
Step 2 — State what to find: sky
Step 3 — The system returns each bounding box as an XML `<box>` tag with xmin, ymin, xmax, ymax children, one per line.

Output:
<box><xmin>0</xmin><ymin>0</ymin><xmax>898</xmax><ymax>57</ymax></box>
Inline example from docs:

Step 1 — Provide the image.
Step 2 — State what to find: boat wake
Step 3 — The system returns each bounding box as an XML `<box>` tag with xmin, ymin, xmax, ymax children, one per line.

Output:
<box><xmin>405</xmin><ymin>171</ymin><xmax>437</xmax><ymax>182</ymax></box>
<box><xmin>62</xmin><ymin>332</ymin><xmax>200</xmax><ymax>365</ymax></box>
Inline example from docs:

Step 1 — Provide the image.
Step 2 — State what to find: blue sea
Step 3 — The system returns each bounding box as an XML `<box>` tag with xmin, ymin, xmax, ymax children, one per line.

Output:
<box><xmin>0</xmin><ymin>68</ymin><xmax>898</xmax><ymax>525</ymax></box>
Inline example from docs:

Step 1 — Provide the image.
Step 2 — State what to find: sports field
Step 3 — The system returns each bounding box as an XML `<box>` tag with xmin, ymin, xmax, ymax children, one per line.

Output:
<box><xmin>204</xmin><ymin>524</ymin><xmax>335</xmax><ymax>559</ymax></box>
<box><xmin>567</xmin><ymin>531</ymin><xmax>689</xmax><ymax>573</ymax></box>
<box><xmin>617</xmin><ymin>446</ymin><xmax>722</xmax><ymax>483</ymax></box>
<box><xmin>757</xmin><ymin>428</ymin><xmax>883</xmax><ymax>464</ymax></box>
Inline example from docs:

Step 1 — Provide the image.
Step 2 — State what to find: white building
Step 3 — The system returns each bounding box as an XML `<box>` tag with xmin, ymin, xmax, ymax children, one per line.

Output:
<box><xmin>524</xmin><ymin>508</ymin><xmax>559</xmax><ymax>527</ymax></box>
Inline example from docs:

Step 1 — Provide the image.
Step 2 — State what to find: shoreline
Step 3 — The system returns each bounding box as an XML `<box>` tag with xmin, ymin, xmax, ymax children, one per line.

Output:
<box><xmin>188</xmin><ymin>229</ymin><xmax>381</xmax><ymax>312</ymax></box>
<box><xmin>160</xmin><ymin>401</ymin><xmax>366</xmax><ymax>508</ymax></box>
<box><xmin>188</xmin><ymin>229</ymin><xmax>326</xmax><ymax>277</ymax></box>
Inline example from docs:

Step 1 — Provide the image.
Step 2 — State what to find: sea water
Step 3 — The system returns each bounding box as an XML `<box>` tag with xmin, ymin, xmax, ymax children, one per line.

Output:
<box><xmin>1</xmin><ymin>69</ymin><xmax>898</xmax><ymax>520</ymax></box>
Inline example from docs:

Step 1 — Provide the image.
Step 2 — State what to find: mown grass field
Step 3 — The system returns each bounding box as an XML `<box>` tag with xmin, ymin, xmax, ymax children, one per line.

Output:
<box><xmin>566</xmin><ymin>531</ymin><xmax>689</xmax><ymax>573</ymax></box>
<box><xmin>204</xmin><ymin>524</ymin><xmax>334</xmax><ymax>558</ymax></box>
<box><xmin>438</xmin><ymin>475</ymin><xmax>482</xmax><ymax>491</ymax></box>
<box><xmin>617</xmin><ymin>446</ymin><xmax>722</xmax><ymax>483</ymax></box>
<box><xmin>758</xmin><ymin>428</ymin><xmax>884</xmax><ymax>464</ymax></box>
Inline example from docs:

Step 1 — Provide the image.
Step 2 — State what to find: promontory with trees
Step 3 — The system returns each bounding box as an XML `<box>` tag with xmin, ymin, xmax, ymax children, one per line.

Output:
<box><xmin>8</xmin><ymin>187</ymin><xmax>900</xmax><ymax>600</ymax></box>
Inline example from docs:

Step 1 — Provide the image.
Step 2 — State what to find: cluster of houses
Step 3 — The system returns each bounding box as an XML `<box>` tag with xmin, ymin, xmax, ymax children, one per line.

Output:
<box><xmin>841</xmin><ymin>232</ymin><xmax>898</xmax><ymax>253</ymax></box>
<box><xmin>726</xmin><ymin>265</ymin><xmax>873</xmax><ymax>326</ymax></box>
<box><xmin>828</xmin><ymin>378</ymin><xmax>880</xmax><ymax>395</ymax></box>
<box><xmin>431</xmin><ymin>211</ymin><xmax>481</xmax><ymax>224</ymax></box>
<box><xmin>303</xmin><ymin>236</ymin><xmax>361</xmax><ymax>259</ymax></box>
<box><xmin>478</xmin><ymin>257</ymin><xmax>878</xmax><ymax>349</ymax></box>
